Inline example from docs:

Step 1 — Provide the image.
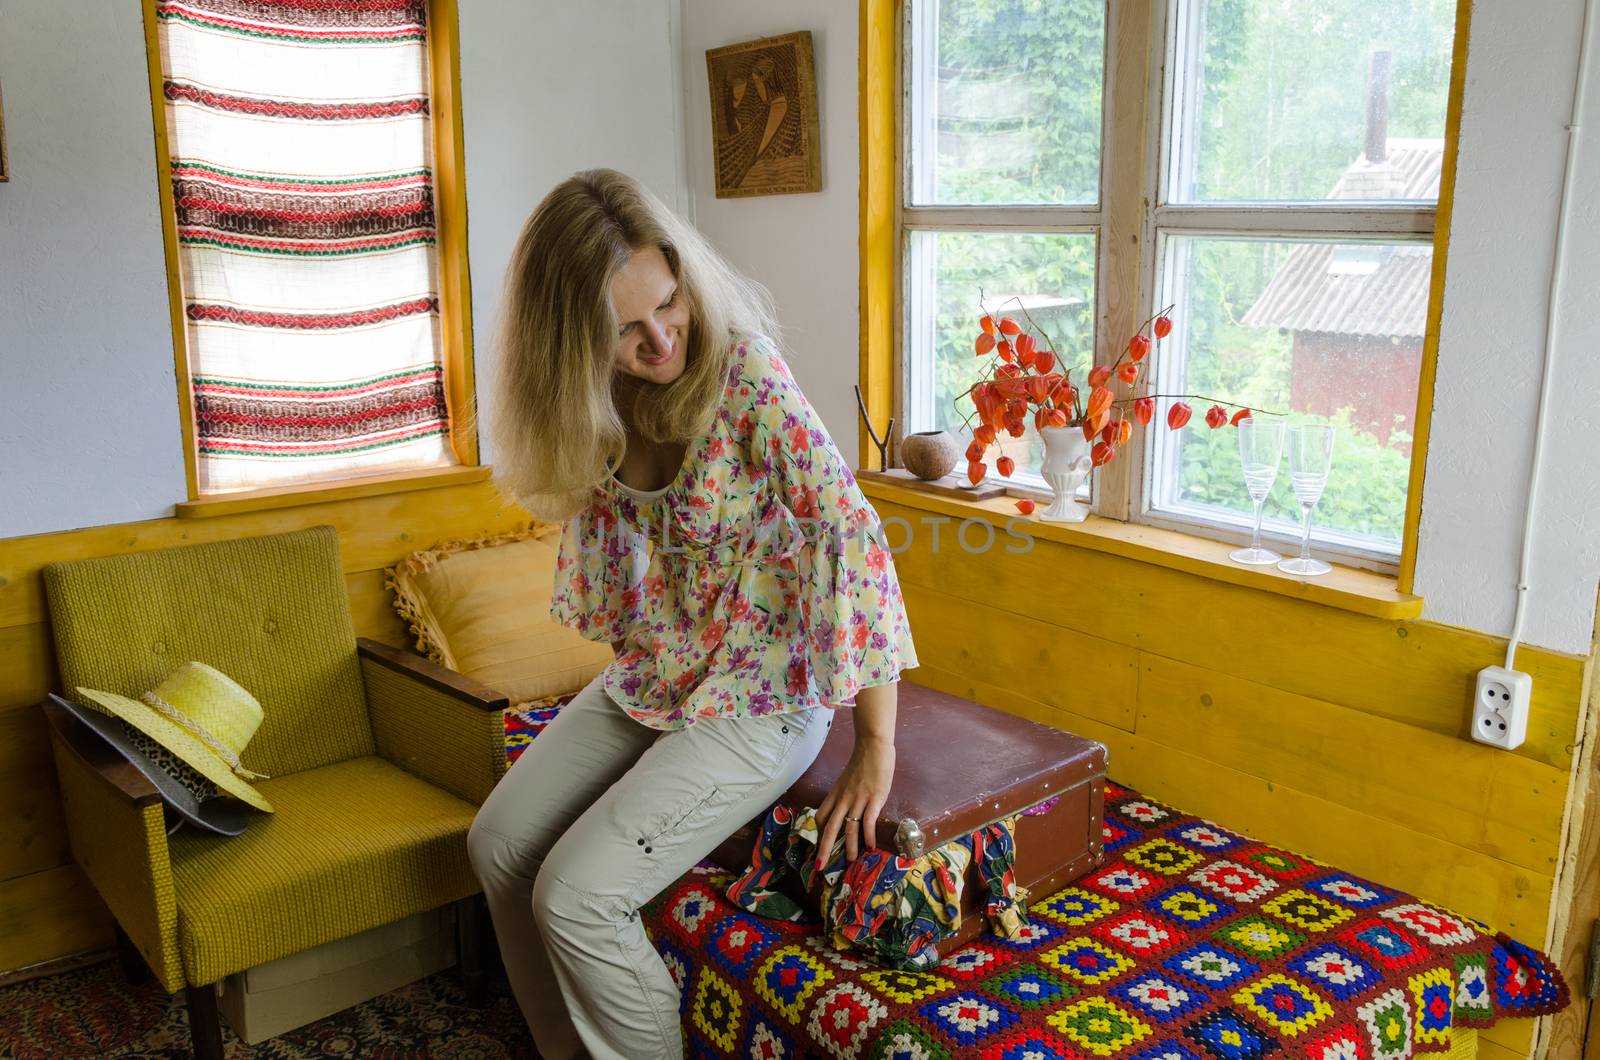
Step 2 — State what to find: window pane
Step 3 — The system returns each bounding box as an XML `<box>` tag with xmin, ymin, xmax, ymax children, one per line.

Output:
<box><xmin>1148</xmin><ymin>236</ymin><xmax>1426</xmax><ymax>556</ymax></box>
<box><xmin>909</xmin><ymin>0</ymin><xmax>1104</xmax><ymax>206</ymax></box>
<box><xmin>907</xmin><ymin>230</ymin><xmax>1097</xmax><ymax>486</ymax></box>
<box><xmin>1169</xmin><ymin>0</ymin><xmax>1455</xmax><ymax>204</ymax></box>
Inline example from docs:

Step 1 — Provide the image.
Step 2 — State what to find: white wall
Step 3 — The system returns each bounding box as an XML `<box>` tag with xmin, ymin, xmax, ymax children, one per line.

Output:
<box><xmin>1412</xmin><ymin>0</ymin><xmax>1600</xmax><ymax>656</ymax></box>
<box><xmin>0</xmin><ymin>0</ymin><xmax>687</xmax><ymax>536</ymax></box>
<box><xmin>0</xmin><ymin>2</ymin><xmax>187</xmax><ymax>536</ymax></box>
<box><xmin>463</xmin><ymin>0</ymin><xmax>688</xmax><ymax>466</ymax></box>
<box><xmin>679</xmin><ymin>1</ymin><xmax>864</xmax><ymax>467</ymax></box>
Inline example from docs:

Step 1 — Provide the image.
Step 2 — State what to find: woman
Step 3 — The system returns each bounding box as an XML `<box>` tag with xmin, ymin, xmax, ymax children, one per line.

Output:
<box><xmin>466</xmin><ymin>168</ymin><xmax>919</xmax><ymax>1059</ymax></box>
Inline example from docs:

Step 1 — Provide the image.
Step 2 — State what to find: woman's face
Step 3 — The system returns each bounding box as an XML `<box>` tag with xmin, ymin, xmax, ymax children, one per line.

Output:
<box><xmin>610</xmin><ymin>245</ymin><xmax>689</xmax><ymax>386</ymax></box>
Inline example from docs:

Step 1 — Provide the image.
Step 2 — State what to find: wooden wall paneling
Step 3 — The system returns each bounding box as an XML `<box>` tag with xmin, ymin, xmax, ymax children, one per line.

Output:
<box><xmin>0</xmin><ymin>707</ymin><xmax>70</xmax><ymax>880</ymax></box>
<box><xmin>1539</xmin><ymin>620</ymin><xmax>1600</xmax><ymax>1059</ymax></box>
<box><xmin>911</xmin><ymin>662</ymin><xmax>1131</xmax><ymax>748</ymax></box>
<box><xmin>880</xmin><ymin>498</ymin><xmax>1585</xmax><ymax>772</ymax></box>
<box><xmin>0</xmin><ymin>480</ymin><xmax>530</xmax><ymax>629</ymax></box>
<box><xmin>1542</xmin><ymin>753</ymin><xmax>1600</xmax><ymax>1056</ymax></box>
<box><xmin>347</xmin><ymin>568</ymin><xmax>411</xmax><ymax>649</ymax></box>
<box><xmin>905</xmin><ymin>666</ymin><xmax>1550</xmax><ymax>943</ymax></box>
<box><xmin>899</xmin><ymin>582</ymin><xmax>1139</xmax><ymax>732</ymax></box>
<box><xmin>1110</xmin><ymin>735</ymin><xmax>1552</xmax><ymax>944</ymax></box>
<box><xmin>868</xmin><ymin>481</ymin><xmax>1422</xmax><ymax>617</ymax></box>
<box><xmin>1479</xmin><ymin>1030</ymin><xmax>1536</xmax><ymax>1060</ymax></box>
<box><xmin>0</xmin><ymin>865</ymin><xmax>115</xmax><ymax>974</ymax></box>
<box><xmin>0</xmin><ymin>621</ymin><xmax>53</xmax><ymax>713</ymax></box>
<box><xmin>1136</xmin><ymin>654</ymin><xmax>1568</xmax><ymax>873</ymax></box>
<box><xmin>1483</xmin><ymin>1015</ymin><xmax>1536</xmax><ymax>1058</ymax></box>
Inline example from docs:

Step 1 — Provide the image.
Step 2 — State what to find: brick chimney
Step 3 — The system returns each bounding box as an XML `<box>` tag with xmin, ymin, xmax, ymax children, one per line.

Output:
<box><xmin>1365</xmin><ymin>49</ymin><xmax>1392</xmax><ymax>164</ymax></box>
<box><xmin>1340</xmin><ymin>49</ymin><xmax>1395</xmax><ymax>199</ymax></box>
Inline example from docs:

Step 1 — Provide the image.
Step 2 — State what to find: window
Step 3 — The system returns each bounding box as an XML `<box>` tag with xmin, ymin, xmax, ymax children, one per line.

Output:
<box><xmin>149</xmin><ymin>0</ymin><xmax>472</xmax><ymax>497</ymax></box>
<box><xmin>904</xmin><ymin>0</ymin><xmax>1105</xmax><ymax>497</ymax></box>
<box><xmin>900</xmin><ymin>0</ymin><xmax>1457</xmax><ymax>568</ymax></box>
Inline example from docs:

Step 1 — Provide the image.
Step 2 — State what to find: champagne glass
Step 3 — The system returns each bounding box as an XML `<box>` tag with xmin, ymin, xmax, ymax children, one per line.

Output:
<box><xmin>1229</xmin><ymin>417</ymin><xmax>1286</xmax><ymax>565</ymax></box>
<box><xmin>1277</xmin><ymin>424</ymin><xmax>1335</xmax><ymax>576</ymax></box>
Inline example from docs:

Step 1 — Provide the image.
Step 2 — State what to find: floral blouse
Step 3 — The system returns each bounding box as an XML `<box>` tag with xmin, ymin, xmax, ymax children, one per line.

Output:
<box><xmin>549</xmin><ymin>333</ymin><xmax>920</xmax><ymax>730</ymax></box>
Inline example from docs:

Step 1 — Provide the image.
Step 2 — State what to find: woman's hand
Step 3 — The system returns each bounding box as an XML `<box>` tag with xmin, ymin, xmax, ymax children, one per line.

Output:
<box><xmin>812</xmin><ymin>683</ymin><xmax>898</xmax><ymax>869</ymax></box>
<box><xmin>813</xmin><ymin>734</ymin><xmax>895</xmax><ymax>869</ymax></box>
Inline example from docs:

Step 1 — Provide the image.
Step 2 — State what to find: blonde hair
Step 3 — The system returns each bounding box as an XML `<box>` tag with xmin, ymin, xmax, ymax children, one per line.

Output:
<box><xmin>483</xmin><ymin>168</ymin><xmax>780</xmax><ymax>520</ymax></box>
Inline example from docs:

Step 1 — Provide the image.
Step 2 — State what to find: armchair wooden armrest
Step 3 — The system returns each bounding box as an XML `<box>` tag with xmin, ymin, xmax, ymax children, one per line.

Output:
<box><xmin>358</xmin><ymin>638</ymin><xmax>510</xmax><ymax>806</ymax></box>
<box><xmin>41</xmin><ymin>696</ymin><xmax>185</xmax><ymax>992</ymax></box>
<box><xmin>356</xmin><ymin>638</ymin><xmax>509</xmax><ymax>711</ymax></box>
<box><xmin>43</xmin><ymin>695</ymin><xmax>163</xmax><ymax>808</ymax></box>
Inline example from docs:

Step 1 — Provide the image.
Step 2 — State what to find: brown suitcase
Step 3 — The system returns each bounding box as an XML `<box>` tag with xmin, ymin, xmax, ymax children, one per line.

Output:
<box><xmin>709</xmin><ymin>683</ymin><xmax>1108</xmax><ymax>956</ymax></box>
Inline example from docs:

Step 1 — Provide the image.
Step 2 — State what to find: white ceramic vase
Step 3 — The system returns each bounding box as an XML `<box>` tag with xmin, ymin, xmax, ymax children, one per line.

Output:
<box><xmin>1038</xmin><ymin>426</ymin><xmax>1093</xmax><ymax>522</ymax></box>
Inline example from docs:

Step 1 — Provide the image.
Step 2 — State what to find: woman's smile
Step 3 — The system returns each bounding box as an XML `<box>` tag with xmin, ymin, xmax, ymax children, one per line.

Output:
<box><xmin>637</xmin><ymin>342</ymin><xmax>675</xmax><ymax>367</ymax></box>
<box><xmin>612</xmin><ymin>245</ymin><xmax>691</xmax><ymax>383</ymax></box>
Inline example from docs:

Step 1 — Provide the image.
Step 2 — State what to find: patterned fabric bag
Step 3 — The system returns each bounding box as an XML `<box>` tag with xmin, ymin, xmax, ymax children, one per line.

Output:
<box><xmin>725</xmin><ymin>803</ymin><xmax>1031</xmax><ymax>970</ymax></box>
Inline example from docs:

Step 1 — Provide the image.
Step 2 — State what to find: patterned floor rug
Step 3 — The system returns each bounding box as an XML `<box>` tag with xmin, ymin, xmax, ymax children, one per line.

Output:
<box><xmin>0</xmin><ymin>958</ymin><xmax>537</xmax><ymax>1059</ymax></box>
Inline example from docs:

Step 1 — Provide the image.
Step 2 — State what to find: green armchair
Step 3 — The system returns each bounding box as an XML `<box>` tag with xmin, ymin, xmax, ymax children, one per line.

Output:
<box><xmin>39</xmin><ymin>525</ymin><xmax>509</xmax><ymax>1059</ymax></box>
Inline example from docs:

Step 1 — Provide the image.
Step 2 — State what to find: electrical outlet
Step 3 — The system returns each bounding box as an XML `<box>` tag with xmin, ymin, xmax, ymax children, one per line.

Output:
<box><xmin>1471</xmin><ymin>666</ymin><xmax>1533</xmax><ymax>749</ymax></box>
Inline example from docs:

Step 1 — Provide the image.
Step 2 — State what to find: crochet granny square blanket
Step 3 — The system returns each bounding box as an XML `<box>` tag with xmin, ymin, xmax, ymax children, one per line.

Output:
<box><xmin>505</xmin><ymin>705</ymin><xmax>1569</xmax><ymax>1059</ymax></box>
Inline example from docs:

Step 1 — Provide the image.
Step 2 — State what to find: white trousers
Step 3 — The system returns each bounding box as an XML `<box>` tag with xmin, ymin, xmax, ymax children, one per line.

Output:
<box><xmin>466</xmin><ymin>675</ymin><xmax>832</xmax><ymax>1060</ymax></box>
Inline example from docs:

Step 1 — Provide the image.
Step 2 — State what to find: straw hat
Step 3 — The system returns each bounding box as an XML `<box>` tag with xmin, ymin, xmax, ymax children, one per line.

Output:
<box><xmin>73</xmin><ymin>661</ymin><xmax>274</xmax><ymax>816</ymax></box>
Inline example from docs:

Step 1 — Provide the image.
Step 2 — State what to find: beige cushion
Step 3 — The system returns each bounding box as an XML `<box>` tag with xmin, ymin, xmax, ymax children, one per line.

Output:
<box><xmin>385</xmin><ymin>525</ymin><xmax>613</xmax><ymax>704</ymax></box>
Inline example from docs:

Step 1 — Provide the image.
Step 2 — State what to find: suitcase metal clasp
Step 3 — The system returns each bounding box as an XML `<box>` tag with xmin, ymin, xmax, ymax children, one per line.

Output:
<box><xmin>896</xmin><ymin>817</ymin><xmax>926</xmax><ymax>858</ymax></box>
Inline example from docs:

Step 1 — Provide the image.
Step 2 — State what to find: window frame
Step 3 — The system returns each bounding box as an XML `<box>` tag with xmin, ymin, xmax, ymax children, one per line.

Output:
<box><xmin>885</xmin><ymin>0</ymin><xmax>1465</xmax><ymax>581</ymax></box>
<box><xmin>141</xmin><ymin>0</ymin><xmax>479</xmax><ymax>511</ymax></box>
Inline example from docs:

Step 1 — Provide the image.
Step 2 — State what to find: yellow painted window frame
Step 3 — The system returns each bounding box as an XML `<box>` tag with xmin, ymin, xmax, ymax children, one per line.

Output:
<box><xmin>141</xmin><ymin>0</ymin><xmax>480</xmax><ymax>519</ymax></box>
<box><xmin>859</xmin><ymin>0</ymin><xmax>1472</xmax><ymax>603</ymax></box>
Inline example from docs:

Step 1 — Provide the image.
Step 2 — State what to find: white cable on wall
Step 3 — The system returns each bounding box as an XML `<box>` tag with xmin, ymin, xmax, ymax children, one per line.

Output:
<box><xmin>1505</xmin><ymin>0</ymin><xmax>1598</xmax><ymax>671</ymax></box>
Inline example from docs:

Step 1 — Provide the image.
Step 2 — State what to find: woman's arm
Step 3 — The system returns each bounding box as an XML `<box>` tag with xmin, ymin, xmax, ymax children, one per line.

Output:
<box><xmin>811</xmin><ymin>681</ymin><xmax>897</xmax><ymax>870</ymax></box>
<box><xmin>733</xmin><ymin>335</ymin><xmax>918</xmax><ymax>868</ymax></box>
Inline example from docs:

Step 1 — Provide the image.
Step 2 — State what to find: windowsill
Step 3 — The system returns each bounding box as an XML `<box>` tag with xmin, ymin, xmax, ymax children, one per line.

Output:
<box><xmin>173</xmin><ymin>464</ymin><xmax>492</xmax><ymax>520</ymax></box>
<box><xmin>857</xmin><ymin>469</ymin><xmax>1423</xmax><ymax>621</ymax></box>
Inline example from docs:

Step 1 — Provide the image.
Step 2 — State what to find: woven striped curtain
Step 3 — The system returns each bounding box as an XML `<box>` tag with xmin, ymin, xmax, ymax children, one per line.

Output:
<box><xmin>155</xmin><ymin>0</ymin><xmax>455</xmax><ymax>494</ymax></box>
